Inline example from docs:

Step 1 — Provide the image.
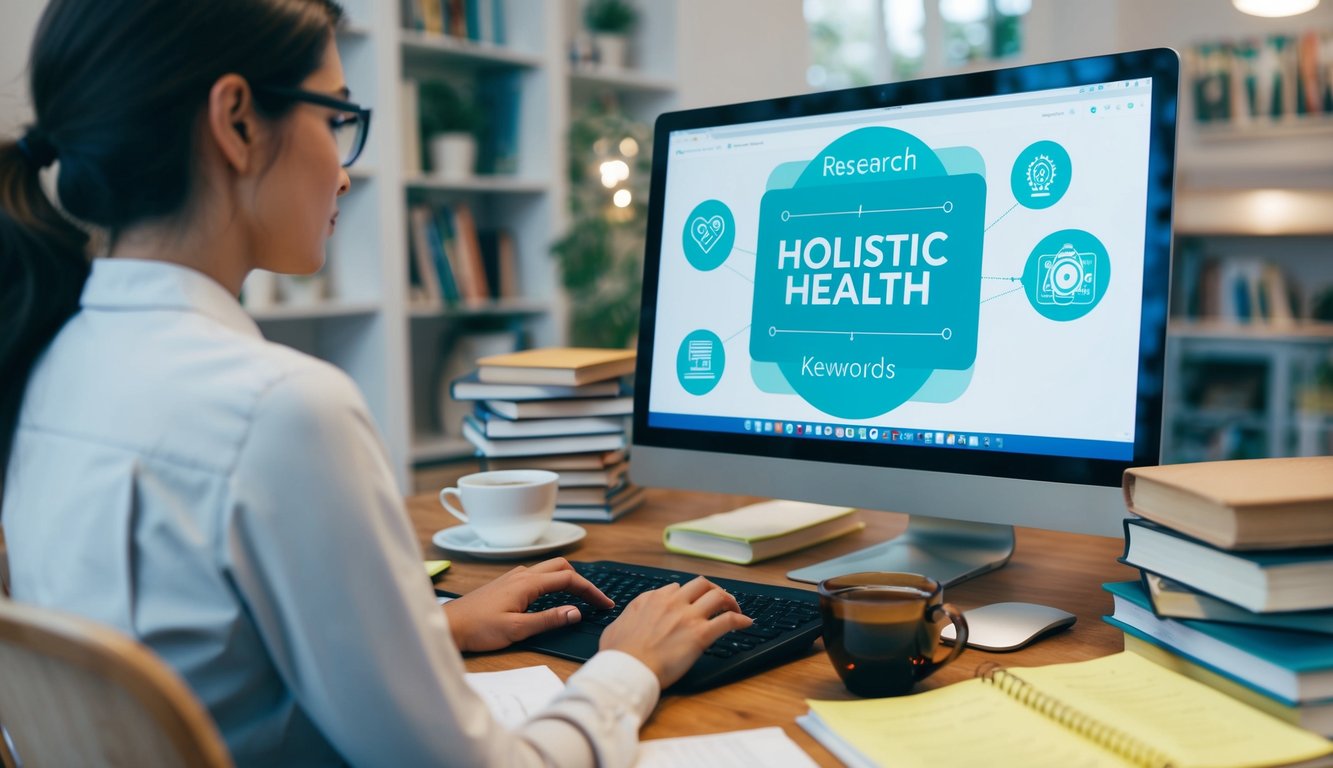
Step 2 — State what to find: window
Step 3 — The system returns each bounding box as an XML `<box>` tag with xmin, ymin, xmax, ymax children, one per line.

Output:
<box><xmin>805</xmin><ymin>0</ymin><xmax>1029</xmax><ymax>89</ymax></box>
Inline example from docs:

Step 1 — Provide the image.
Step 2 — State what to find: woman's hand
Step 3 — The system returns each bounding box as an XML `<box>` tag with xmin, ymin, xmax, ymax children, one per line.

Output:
<box><xmin>442</xmin><ymin>557</ymin><xmax>613</xmax><ymax>652</ymax></box>
<box><xmin>599</xmin><ymin>577</ymin><xmax>753</xmax><ymax>688</ymax></box>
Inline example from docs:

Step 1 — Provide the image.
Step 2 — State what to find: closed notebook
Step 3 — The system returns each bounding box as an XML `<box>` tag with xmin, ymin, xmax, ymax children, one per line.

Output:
<box><xmin>476</xmin><ymin>347</ymin><xmax>636</xmax><ymax>386</ymax></box>
<box><xmin>663</xmin><ymin>500</ymin><xmax>863</xmax><ymax>565</ymax></box>
<box><xmin>1121</xmin><ymin>518</ymin><xmax>1333</xmax><ymax>612</ymax></box>
<box><xmin>1123</xmin><ymin>456</ymin><xmax>1333</xmax><ymax>550</ymax></box>
<box><xmin>799</xmin><ymin>652</ymin><xmax>1332</xmax><ymax>768</ymax></box>
<box><xmin>1104</xmin><ymin>579</ymin><xmax>1333</xmax><ymax>705</ymax></box>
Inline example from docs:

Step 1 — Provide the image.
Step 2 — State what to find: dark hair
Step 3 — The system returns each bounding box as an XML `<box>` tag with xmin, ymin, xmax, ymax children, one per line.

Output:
<box><xmin>0</xmin><ymin>0</ymin><xmax>344</xmax><ymax>500</ymax></box>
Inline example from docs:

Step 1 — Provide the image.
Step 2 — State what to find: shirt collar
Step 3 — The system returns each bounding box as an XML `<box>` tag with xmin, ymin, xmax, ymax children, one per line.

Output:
<box><xmin>80</xmin><ymin>258</ymin><xmax>262</xmax><ymax>340</ymax></box>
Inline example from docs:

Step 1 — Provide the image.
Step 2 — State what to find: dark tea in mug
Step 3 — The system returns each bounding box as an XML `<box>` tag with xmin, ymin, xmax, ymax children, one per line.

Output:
<box><xmin>818</xmin><ymin>572</ymin><xmax>968</xmax><ymax>697</ymax></box>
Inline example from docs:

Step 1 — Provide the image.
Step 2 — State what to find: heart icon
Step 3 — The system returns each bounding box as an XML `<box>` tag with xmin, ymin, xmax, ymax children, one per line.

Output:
<box><xmin>690</xmin><ymin>215</ymin><xmax>726</xmax><ymax>254</ymax></box>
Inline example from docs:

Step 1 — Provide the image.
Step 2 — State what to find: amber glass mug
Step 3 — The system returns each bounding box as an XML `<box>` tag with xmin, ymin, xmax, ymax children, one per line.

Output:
<box><xmin>817</xmin><ymin>572</ymin><xmax>969</xmax><ymax>697</ymax></box>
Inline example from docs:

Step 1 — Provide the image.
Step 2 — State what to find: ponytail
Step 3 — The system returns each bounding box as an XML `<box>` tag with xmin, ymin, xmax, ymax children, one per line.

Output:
<box><xmin>0</xmin><ymin>136</ymin><xmax>91</xmax><ymax>501</ymax></box>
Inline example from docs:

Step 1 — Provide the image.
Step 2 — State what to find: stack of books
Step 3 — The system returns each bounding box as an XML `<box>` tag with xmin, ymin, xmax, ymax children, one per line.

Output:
<box><xmin>453</xmin><ymin>347</ymin><xmax>644</xmax><ymax>522</ymax></box>
<box><xmin>1104</xmin><ymin>456</ymin><xmax>1333</xmax><ymax>737</ymax></box>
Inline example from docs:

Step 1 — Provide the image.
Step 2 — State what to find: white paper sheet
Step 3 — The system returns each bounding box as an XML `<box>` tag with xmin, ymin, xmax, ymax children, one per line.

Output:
<box><xmin>464</xmin><ymin>665</ymin><xmax>565</xmax><ymax>728</ymax></box>
<box><xmin>634</xmin><ymin>726</ymin><xmax>819</xmax><ymax>768</ymax></box>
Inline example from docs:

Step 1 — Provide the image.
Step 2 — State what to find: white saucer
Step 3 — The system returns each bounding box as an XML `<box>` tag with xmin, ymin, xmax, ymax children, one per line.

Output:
<box><xmin>431</xmin><ymin>521</ymin><xmax>587</xmax><ymax>560</ymax></box>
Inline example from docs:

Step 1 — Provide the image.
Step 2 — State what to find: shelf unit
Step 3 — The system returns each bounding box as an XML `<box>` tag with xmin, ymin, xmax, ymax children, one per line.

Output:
<box><xmin>1163</xmin><ymin>188</ymin><xmax>1333</xmax><ymax>463</ymax></box>
<box><xmin>243</xmin><ymin>0</ymin><xmax>677</xmax><ymax>488</ymax></box>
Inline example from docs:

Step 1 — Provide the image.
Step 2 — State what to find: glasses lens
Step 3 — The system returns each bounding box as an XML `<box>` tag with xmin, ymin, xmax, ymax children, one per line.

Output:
<box><xmin>335</xmin><ymin>116</ymin><xmax>363</xmax><ymax>167</ymax></box>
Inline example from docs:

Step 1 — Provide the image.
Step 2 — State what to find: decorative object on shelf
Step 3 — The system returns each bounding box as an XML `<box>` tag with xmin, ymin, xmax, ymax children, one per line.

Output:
<box><xmin>277</xmin><ymin>273</ymin><xmax>328</xmax><ymax>307</ymax></box>
<box><xmin>583</xmin><ymin>0</ymin><xmax>638</xmax><ymax>70</ymax></box>
<box><xmin>551</xmin><ymin>100</ymin><xmax>651</xmax><ymax>348</ymax></box>
<box><xmin>241</xmin><ymin>270</ymin><xmax>278</xmax><ymax>311</ymax></box>
<box><xmin>419</xmin><ymin>79</ymin><xmax>482</xmax><ymax>179</ymax></box>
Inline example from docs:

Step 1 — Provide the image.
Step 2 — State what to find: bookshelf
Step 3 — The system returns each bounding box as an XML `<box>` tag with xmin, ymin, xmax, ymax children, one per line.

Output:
<box><xmin>1164</xmin><ymin>188</ymin><xmax>1333</xmax><ymax>463</ymax></box>
<box><xmin>242</xmin><ymin>0</ymin><xmax>677</xmax><ymax>488</ymax></box>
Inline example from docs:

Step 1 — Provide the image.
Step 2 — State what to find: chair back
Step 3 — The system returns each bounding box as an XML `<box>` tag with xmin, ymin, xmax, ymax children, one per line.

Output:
<box><xmin>0</xmin><ymin>598</ymin><xmax>233</xmax><ymax>768</ymax></box>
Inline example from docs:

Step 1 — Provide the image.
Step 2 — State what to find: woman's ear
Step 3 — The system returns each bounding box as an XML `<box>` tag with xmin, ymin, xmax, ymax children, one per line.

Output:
<box><xmin>206</xmin><ymin>74</ymin><xmax>257</xmax><ymax>175</ymax></box>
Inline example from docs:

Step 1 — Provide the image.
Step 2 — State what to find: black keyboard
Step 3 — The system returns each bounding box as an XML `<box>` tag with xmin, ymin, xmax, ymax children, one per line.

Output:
<box><xmin>517</xmin><ymin>560</ymin><xmax>823</xmax><ymax>691</ymax></box>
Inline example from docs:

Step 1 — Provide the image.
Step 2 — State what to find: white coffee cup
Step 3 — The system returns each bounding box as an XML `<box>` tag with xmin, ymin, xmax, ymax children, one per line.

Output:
<box><xmin>439</xmin><ymin>469</ymin><xmax>558</xmax><ymax>548</ymax></box>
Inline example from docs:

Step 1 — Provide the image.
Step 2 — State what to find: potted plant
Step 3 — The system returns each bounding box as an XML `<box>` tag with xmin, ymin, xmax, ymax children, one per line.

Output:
<box><xmin>418</xmin><ymin>80</ymin><xmax>482</xmax><ymax>179</ymax></box>
<box><xmin>584</xmin><ymin>0</ymin><xmax>637</xmax><ymax>69</ymax></box>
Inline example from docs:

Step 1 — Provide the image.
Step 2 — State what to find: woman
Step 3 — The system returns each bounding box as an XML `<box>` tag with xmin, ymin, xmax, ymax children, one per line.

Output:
<box><xmin>0</xmin><ymin>1</ymin><xmax>750</xmax><ymax>765</ymax></box>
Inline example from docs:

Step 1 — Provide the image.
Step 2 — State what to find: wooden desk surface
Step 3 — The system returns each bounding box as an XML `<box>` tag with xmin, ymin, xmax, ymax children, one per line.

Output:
<box><xmin>407</xmin><ymin>488</ymin><xmax>1136</xmax><ymax>765</ymax></box>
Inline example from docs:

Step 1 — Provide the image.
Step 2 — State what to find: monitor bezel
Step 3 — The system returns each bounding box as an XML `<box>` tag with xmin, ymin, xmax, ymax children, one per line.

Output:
<box><xmin>633</xmin><ymin>48</ymin><xmax>1179</xmax><ymax>489</ymax></box>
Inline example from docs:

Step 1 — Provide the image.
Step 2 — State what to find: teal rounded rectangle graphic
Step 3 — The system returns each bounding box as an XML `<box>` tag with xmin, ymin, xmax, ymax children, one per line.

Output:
<box><xmin>750</xmin><ymin>173</ymin><xmax>986</xmax><ymax>374</ymax></box>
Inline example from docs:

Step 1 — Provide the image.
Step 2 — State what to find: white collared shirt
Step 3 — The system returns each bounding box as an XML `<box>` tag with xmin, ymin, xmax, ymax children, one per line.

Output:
<box><xmin>3</xmin><ymin>258</ymin><xmax>658</xmax><ymax>767</ymax></box>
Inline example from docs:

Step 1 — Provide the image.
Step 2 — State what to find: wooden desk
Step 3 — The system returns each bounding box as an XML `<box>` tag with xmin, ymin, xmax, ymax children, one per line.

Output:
<box><xmin>406</xmin><ymin>488</ymin><xmax>1136</xmax><ymax>765</ymax></box>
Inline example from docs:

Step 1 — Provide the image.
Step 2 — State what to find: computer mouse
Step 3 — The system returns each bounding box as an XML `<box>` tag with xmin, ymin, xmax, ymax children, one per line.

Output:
<box><xmin>940</xmin><ymin>602</ymin><xmax>1077</xmax><ymax>652</ymax></box>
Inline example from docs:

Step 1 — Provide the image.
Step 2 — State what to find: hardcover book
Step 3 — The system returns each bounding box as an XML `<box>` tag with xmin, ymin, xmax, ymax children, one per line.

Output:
<box><xmin>482</xmin><ymin>396</ymin><xmax>633</xmax><ymax>420</ymax></box>
<box><xmin>449</xmin><ymin>370</ymin><xmax>622</xmax><ymax>402</ymax></box>
<box><xmin>1141</xmin><ymin>571</ymin><xmax>1333</xmax><ymax>635</ymax></box>
<box><xmin>1120</xmin><ymin>518</ymin><xmax>1333</xmax><ymax>613</ymax></box>
<box><xmin>476</xmin><ymin>347</ymin><xmax>637</xmax><ymax>386</ymax></box>
<box><xmin>1104</xmin><ymin>579</ymin><xmax>1333</xmax><ymax>705</ymax></box>
<box><xmin>554</xmin><ymin>483</ymin><xmax>645</xmax><ymax>523</ymax></box>
<box><xmin>461</xmin><ymin>421</ymin><xmax>626</xmax><ymax>458</ymax></box>
<box><xmin>1123</xmin><ymin>633</ymin><xmax>1333</xmax><ymax>737</ymax></box>
<box><xmin>1123</xmin><ymin>456</ymin><xmax>1333</xmax><ymax>550</ymax></box>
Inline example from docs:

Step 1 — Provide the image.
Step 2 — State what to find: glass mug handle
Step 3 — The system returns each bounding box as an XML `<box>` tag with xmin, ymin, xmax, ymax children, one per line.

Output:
<box><xmin>919</xmin><ymin>602</ymin><xmax>969</xmax><ymax>678</ymax></box>
<box><xmin>439</xmin><ymin>487</ymin><xmax>468</xmax><ymax>524</ymax></box>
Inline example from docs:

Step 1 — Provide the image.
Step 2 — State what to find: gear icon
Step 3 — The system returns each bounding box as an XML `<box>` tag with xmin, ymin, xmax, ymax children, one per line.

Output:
<box><xmin>1026</xmin><ymin>154</ymin><xmax>1056</xmax><ymax>197</ymax></box>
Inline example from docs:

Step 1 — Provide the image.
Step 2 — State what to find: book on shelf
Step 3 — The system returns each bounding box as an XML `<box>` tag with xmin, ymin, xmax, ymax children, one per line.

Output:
<box><xmin>407</xmin><ymin>205</ymin><xmax>444</xmax><ymax>309</ymax></box>
<box><xmin>449</xmin><ymin>202</ymin><xmax>490</xmax><ymax>301</ymax></box>
<box><xmin>477</xmin><ymin>229</ymin><xmax>519</xmax><ymax>299</ymax></box>
<box><xmin>475</xmin><ymin>70</ymin><xmax>520</xmax><ymax>174</ymax></box>
<box><xmin>1123</xmin><ymin>456</ymin><xmax>1333</xmax><ymax>550</ymax></box>
<box><xmin>400</xmin><ymin>78</ymin><xmax>422</xmax><ymax>174</ymax></box>
<box><xmin>465</xmin><ymin>406</ymin><xmax>625</xmax><ymax>439</ymax></box>
<box><xmin>480</xmin><ymin>450</ymin><xmax>626</xmax><ymax>472</ymax></box>
<box><xmin>461</xmin><ymin>420</ymin><xmax>626</xmax><ymax>458</ymax></box>
<box><xmin>1124</xmin><ymin>633</ymin><xmax>1333</xmax><ymax>738</ymax></box>
<box><xmin>1120</xmin><ymin>518</ymin><xmax>1333</xmax><ymax>613</ymax></box>
<box><xmin>1141</xmin><ymin>571</ymin><xmax>1333</xmax><ymax>635</ymax></box>
<box><xmin>482</xmin><ymin>396</ymin><xmax>634</xmax><ymax>420</ymax></box>
<box><xmin>555</xmin><ymin>483</ymin><xmax>645</xmax><ymax>523</ymax></box>
<box><xmin>449</xmin><ymin>370</ymin><xmax>622</xmax><ymax>402</ymax></box>
<box><xmin>403</xmin><ymin>0</ymin><xmax>508</xmax><ymax>43</ymax></box>
<box><xmin>1104</xmin><ymin>579</ymin><xmax>1333</xmax><ymax>706</ymax></box>
<box><xmin>799</xmin><ymin>651</ymin><xmax>1331</xmax><ymax>768</ymax></box>
<box><xmin>663</xmin><ymin>500</ymin><xmax>864</xmax><ymax>566</ymax></box>
<box><xmin>476</xmin><ymin>347</ymin><xmax>637</xmax><ymax>386</ymax></box>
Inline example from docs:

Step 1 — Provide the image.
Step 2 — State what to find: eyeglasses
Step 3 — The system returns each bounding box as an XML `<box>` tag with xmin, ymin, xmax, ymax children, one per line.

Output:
<box><xmin>254</xmin><ymin>85</ymin><xmax>372</xmax><ymax>167</ymax></box>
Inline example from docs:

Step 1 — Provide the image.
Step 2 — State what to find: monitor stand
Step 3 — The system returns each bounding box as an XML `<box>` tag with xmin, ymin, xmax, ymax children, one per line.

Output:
<box><xmin>786</xmin><ymin>516</ymin><xmax>1015</xmax><ymax>588</ymax></box>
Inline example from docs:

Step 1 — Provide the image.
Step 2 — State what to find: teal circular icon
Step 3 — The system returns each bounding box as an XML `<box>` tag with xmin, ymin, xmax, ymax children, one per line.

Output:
<box><xmin>1010</xmin><ymin>140</ymin><xmax>1071</xmax><ymax>209</ymax></box>
<box><xmin>676</xmin><ymin>330</ymin><xmax>725</xmax><ymax>395</ymax></box>
<box><xmin>682</xmin><ymin>200</ymin><xmax>735</xmax><ymax>271</ymax></box>
<box><xmin>1021</xmin><ymin>229</ymin><xmax>1110</xmax><ymax>322</ymax></box>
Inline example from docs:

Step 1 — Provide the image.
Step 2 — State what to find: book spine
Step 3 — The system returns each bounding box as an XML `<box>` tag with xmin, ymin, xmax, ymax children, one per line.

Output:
<box><xmin>980</xmin><ymin>667</ymin><xmax>1171</xmax><ymax>768</ymax></box>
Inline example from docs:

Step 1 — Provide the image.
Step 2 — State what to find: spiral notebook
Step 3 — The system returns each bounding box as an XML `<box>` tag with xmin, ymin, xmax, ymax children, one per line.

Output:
<box><xmin>799</xmin><ymin>652</ymin><xmax>1332</xmax><ymax>768</ymax></box>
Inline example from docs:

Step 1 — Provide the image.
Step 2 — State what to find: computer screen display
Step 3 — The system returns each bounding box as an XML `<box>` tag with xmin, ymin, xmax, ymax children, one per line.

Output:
<box><xmin>633</xmin><ymin>50</ymin><xmax>1176</xmax><ymax>520</ymax></box>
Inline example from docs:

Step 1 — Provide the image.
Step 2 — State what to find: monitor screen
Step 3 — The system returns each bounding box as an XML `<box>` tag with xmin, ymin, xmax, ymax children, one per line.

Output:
<box><xmin>632</xmin><ymin>49</ymin><xmax>1178</xmax><ymax>582</ymax></box>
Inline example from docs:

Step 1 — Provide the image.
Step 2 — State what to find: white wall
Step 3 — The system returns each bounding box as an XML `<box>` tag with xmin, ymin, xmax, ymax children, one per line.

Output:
<box><xmin>672</xmin><ymin>0</ymin><xmax>811</xmax><ymax>110</ymax></box>
<box><xmin>0</xmin><ymin>0</ymin><xmax>46</xmax><ymax>136</ymax></box>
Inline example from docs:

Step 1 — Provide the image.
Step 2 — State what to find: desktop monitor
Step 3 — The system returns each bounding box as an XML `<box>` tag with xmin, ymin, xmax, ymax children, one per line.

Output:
<box><xmin>631</xmin><ymin>49</ymin><xmax>1179</xmax><ymax>586</ymax></box>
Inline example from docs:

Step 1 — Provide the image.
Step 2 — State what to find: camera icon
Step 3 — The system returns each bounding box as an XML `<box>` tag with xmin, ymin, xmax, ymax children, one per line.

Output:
<box><xmin>1037</xmin><ymin>243</ymin><xmax>1097</xmax><ymax>306</ymax></box>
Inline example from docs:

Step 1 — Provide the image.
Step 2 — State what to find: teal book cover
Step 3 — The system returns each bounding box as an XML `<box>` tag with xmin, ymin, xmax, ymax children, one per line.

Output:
<box><xmin>1105</xmin><ymin>580</ymin><xmax>1333</xmax><ymax>670</ymax></box>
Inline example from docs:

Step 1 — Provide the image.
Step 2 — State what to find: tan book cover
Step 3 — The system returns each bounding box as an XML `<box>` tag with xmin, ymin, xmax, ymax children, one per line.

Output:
<box><xmin>1123</xmin><ymin>456</ymin><xmax>1333</xmax><ymax>550</ymax></box>
<box><xmin>477</xmin><ymin>347</ymin><xmax>636</xmax><ymax>386</ymax></box>
<box><xmin>664</xmin><ymin>500</ymin><xmax>864</xmax><ymax>565</ymax></box>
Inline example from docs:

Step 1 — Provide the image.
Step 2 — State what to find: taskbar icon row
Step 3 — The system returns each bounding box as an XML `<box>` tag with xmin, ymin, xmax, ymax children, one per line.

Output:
<box><xmin>741</xmin><ymin>418</ymin><xmax>1004</xmax><ymax>450</ymax></box>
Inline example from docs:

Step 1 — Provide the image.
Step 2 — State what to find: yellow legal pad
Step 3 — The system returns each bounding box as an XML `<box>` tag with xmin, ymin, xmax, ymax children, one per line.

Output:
<box><xmin>804</xmin><ymin>652</ymin><xmax>1332</xmax><ymax>768</ymax></box>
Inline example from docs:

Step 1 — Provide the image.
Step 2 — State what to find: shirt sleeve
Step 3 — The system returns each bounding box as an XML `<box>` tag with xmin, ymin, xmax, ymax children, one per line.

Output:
<box><xmin>222</xmin><ymin>364</ymin><xmax>659</xmax><ymax>767</ymax></box>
